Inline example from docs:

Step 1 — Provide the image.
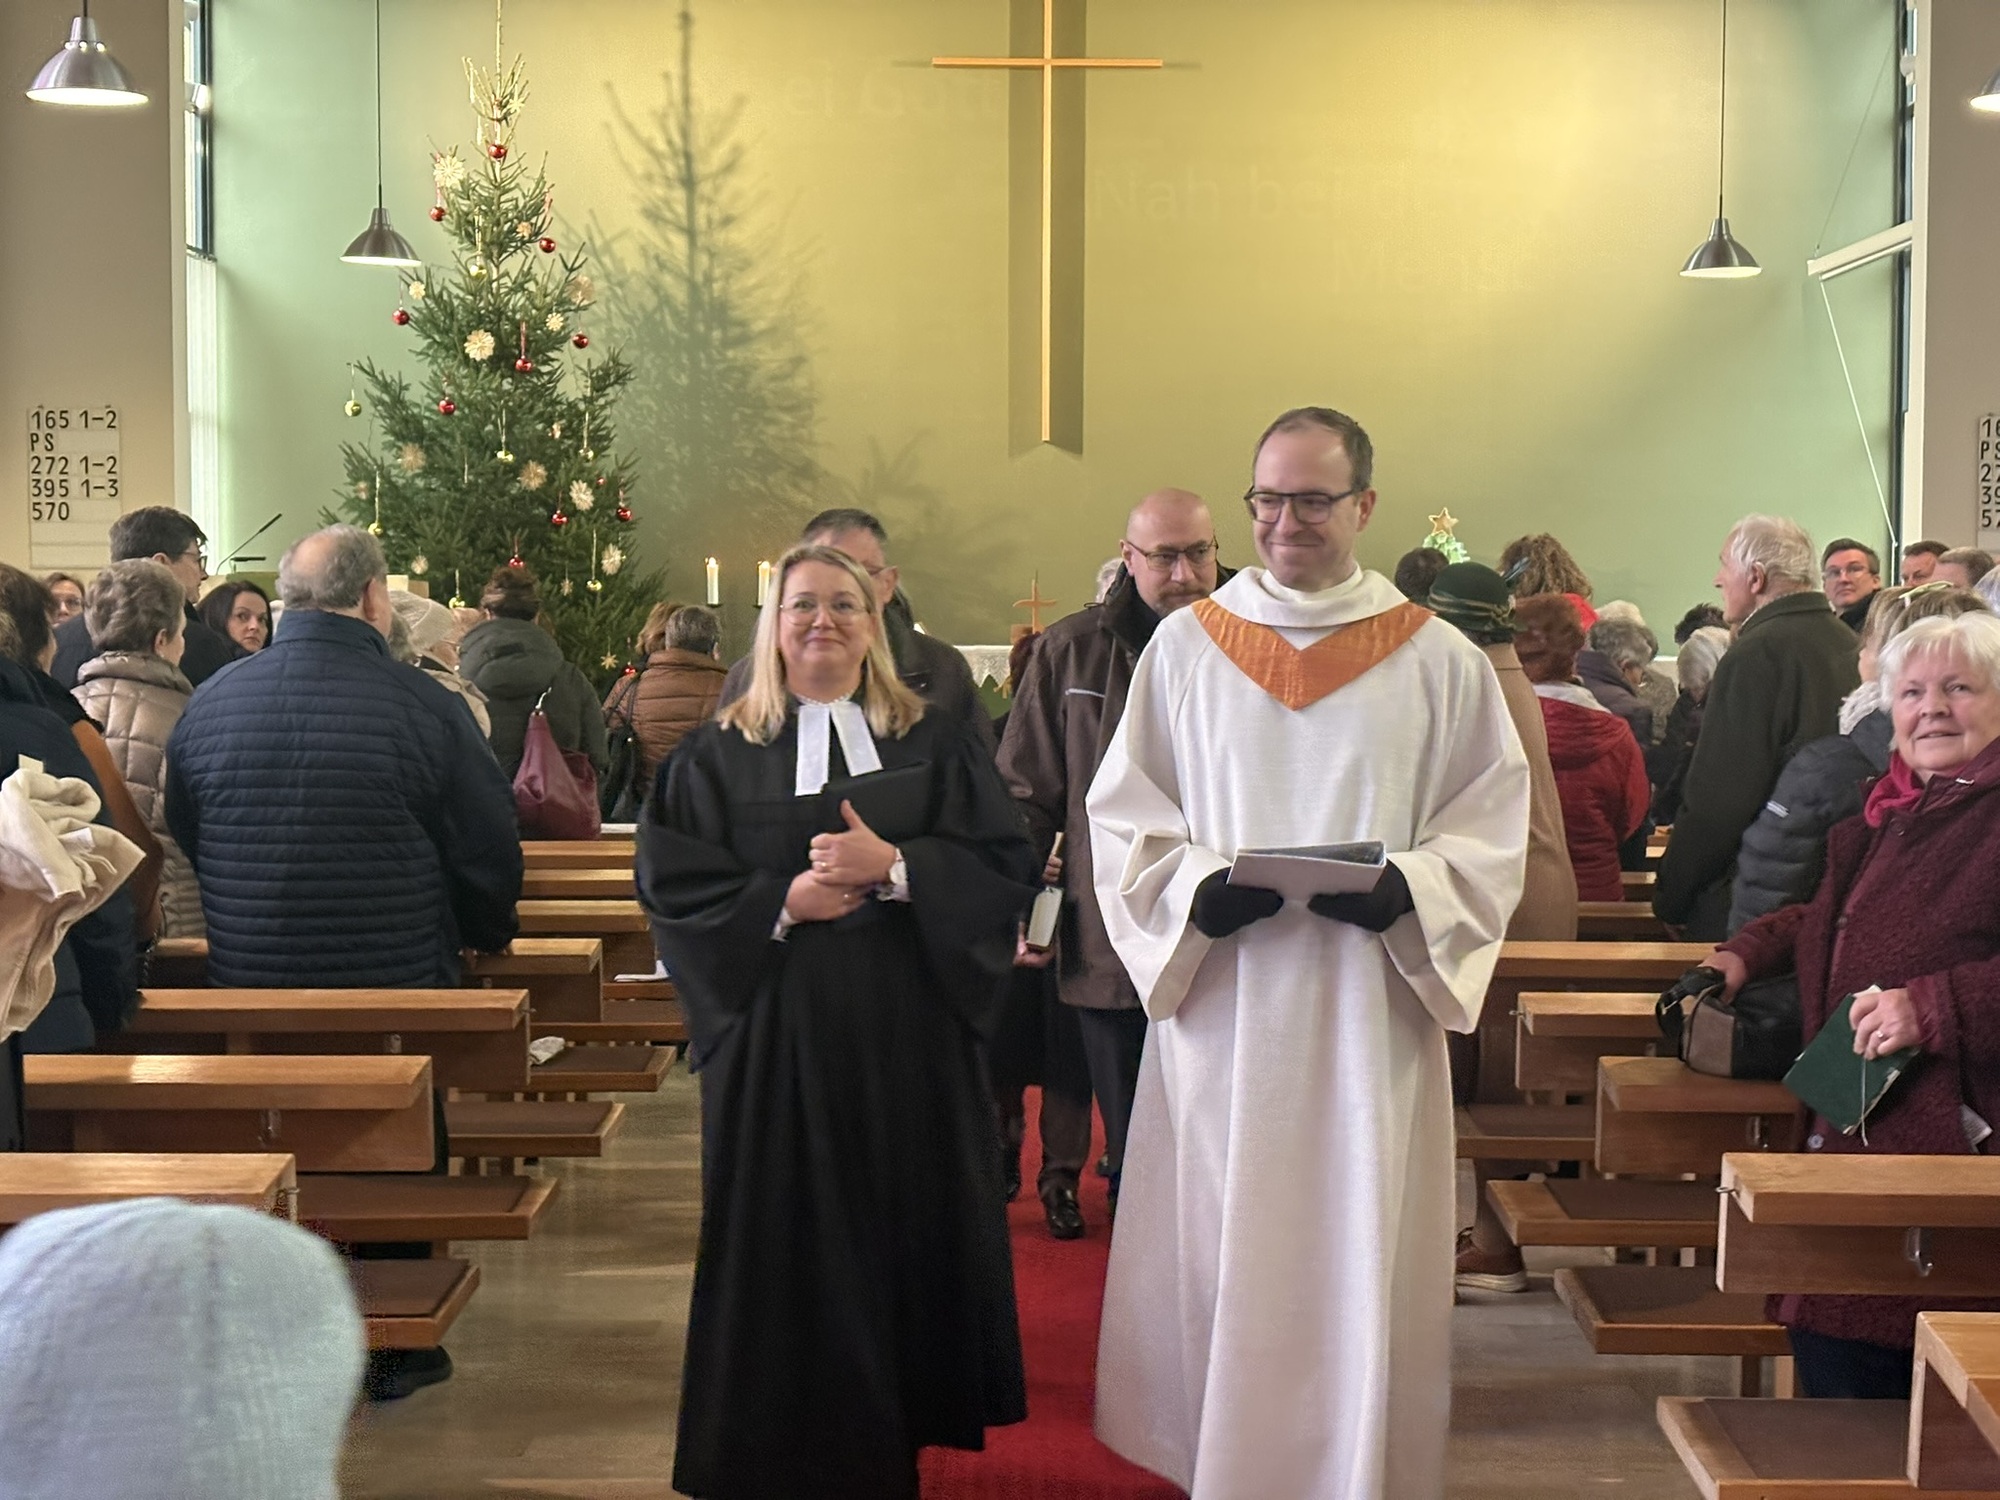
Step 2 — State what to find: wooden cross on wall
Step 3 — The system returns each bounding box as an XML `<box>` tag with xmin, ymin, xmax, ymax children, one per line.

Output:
<box><xmin>934</xmin><ymin>0</ymin><xmax>1161</xmax><ymax>454</ymax></box>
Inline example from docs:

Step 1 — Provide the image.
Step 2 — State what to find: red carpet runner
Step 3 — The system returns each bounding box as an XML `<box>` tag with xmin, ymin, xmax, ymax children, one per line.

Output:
<box><xmin>918</xmin><ymin>1095</ymin><xmax>1184</xmax><ymax>1500</ymax></box>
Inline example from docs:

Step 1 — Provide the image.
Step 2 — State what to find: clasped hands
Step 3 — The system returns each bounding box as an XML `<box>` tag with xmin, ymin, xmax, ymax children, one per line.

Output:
<box><xmin>785</xmin><ymin>800</ymin><xmax>898</xmax><ymax>924</ymax></box>
<box><xmin>1189</xmin><ymin>865</ymin><xmax>1414</xmax><ymax>940</ymax></box>
<box><xmin>1704</xmin><ymin>949</ymin><xmax>1921</xmax><ymax>1061</ymax></box>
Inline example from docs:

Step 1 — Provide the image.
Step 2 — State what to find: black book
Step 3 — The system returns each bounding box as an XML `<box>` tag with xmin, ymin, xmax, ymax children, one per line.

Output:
<box><xmin>817</xmin><ymin>762</ymin><xmax>933</xmax><ymax>843</ymax></box>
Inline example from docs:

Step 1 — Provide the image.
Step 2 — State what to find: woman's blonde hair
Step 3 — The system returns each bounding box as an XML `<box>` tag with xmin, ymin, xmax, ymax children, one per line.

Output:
<box><xmin>1861</xmin><ymin>580</ymin><xmax>1990</xmax><ymax>656</ymax></box>
<box><xmin>717</xmin><ymin>544</ymin><xmax>926</xmax><ymax>746</ymax></box>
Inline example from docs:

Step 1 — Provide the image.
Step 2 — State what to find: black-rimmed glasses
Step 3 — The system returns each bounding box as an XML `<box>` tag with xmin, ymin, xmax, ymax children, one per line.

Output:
<box><xmin>1123</xmin><ymin>540</ymin><xmax>1217</xmax><ymax>574</ymax></box>
<box><xmin>1243</xmin><ymin>486</ymin><xmax>1363</xmax><ymax>524</ymax></box>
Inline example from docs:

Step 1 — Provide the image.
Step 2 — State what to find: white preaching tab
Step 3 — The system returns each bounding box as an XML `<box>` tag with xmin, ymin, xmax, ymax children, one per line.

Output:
<box><xmin>1226</xmin><ymin>841</ymin><xmax>1387</xmax><ymax>903</ymax></box>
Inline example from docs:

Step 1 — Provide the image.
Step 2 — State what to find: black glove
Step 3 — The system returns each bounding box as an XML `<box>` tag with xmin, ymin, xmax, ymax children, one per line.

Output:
<box><xmin>1307</xmin><ymin>863</ymin><xmax>1415</xmax><ymax>933</ymax></box>
<box><xmin>1190</xmin><ymin>869</ymin><xmax>1284</xmax><ymax>939</ymax></box>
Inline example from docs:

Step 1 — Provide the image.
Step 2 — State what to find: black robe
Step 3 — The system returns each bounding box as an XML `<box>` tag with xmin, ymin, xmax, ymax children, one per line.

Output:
<box><xmin>637</xmin><ymin>708</ymin><xmax>1034</xmax><ymax>1500</ymax></box>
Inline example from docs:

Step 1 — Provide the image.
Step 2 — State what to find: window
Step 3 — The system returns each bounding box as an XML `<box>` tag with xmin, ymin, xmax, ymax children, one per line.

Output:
<box><xmin>184</xmin><ymin>0</ymin><xmax>212</xmax><ymax>258</ymax></box>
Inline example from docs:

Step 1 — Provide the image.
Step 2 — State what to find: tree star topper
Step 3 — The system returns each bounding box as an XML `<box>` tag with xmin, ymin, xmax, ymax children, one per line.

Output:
<box><xmin>1427</xmin><ymin>508</ymin><xmax>1459</xmax><ymax>539</ymax></box>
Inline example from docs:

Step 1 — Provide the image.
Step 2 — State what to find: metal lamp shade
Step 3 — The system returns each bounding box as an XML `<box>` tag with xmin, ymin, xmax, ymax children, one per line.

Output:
<box><xmin>27</xmin><ymin>15</ymin><xmax>147</xmax><ymax>107</ymax></box>
<box><xmin>341</xmin><ymin>206</ymin><xmax>421</xmax><ymax>268</ymax></box>
<box><xmin>1681</xmin><ymin>216</ymin><xmax>1762</xmax><ymax>279</ymax></box>
<box><xmin>1974</xmin><ymin>66</ymin><xmax>2000</xmax><ymax>112</ymax></box>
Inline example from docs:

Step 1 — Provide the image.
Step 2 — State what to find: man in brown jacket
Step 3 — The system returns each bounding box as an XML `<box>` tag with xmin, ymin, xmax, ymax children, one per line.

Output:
<box><xmin>997</xmin><ymin>488</ymin><xmax>1225</xmax><ymax>1209</ymax></box>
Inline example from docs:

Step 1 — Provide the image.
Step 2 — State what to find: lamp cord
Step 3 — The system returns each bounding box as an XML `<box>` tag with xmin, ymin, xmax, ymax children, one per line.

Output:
<box><xmin>1712</xmin><ymin>0</ymin><xmax>1728</xmax><ymax>216</ymax></box>
<box><xmin>374</xmin><ymin>0</ymin><xmax>384</xmax><ymax>213</ymax></box>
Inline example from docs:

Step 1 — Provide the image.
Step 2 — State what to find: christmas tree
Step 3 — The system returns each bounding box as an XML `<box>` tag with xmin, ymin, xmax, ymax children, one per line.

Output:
<box><xmin>1420</xmin><ymin>508</ymin><xmax>1470</xmax><ymax>565</ymax></box>
<box><xmin>337</xmin><ymin>9</ymin><xmax>655</xmax><ymax>680</ymax></box>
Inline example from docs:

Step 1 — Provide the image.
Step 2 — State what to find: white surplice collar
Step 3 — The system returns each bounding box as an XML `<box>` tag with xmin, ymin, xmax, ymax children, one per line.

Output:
<box><xmin>1210</xmin><ymin>565</ymin><xmax>1408</xmax><ymax>630</ymax></box>
<box><xmin>793</xmin><ymin>694</ymin><xmax>882</xmax><ymax>796</ymax></box>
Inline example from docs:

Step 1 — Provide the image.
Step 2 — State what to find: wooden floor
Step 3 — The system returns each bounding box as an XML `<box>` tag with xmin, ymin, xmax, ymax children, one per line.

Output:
<box><xmin>342</xmin><ymin>1072</ymin><xmax>1731</xmax><ymax>1498</ymax></box>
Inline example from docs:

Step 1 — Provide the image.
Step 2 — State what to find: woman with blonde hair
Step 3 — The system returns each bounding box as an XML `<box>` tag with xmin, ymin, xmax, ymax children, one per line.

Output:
<box><xmin>638</xmin><ymin>543</ymin><xmax>1033</xmax><ymax>1500</ymax></box>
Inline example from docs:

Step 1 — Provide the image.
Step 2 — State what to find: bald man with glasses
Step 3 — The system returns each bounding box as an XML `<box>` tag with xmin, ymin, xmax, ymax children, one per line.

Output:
<box><xmin>997</xmin><ymin>489</ymin><xmax>1227</xmax><ymax>1220</ymax></box>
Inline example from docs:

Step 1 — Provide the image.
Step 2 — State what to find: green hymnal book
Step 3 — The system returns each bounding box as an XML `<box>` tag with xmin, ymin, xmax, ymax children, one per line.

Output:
<box><xmin>1781</xmin><ymin>992</ymin><xmax>1920</xmax><ymax>1136</ymax></box>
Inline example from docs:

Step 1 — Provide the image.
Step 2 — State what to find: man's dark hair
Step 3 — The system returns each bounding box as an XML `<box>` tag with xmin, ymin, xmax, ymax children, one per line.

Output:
<box><xmin>1820</xmin><ymin>537</ymin><xmax>1880</xmax><ymax>573</ymax></box>
<box><xmin>1393</xmin><ymin>547</ymin><xmax>1448</xmax><ymax>602</ymax></box>
<box><xmin>0</xmin><ymin>563</ymin><xmax>56</xmax><ymax>668</ymax></box>
<box><xmin>1252</xmin><ymin>407</ymin><xmax>1374</xmax><ymax>492</ymax></box>
<box><xmin>1673</xmin><ymin>602</ymin><xmax>1726</xmax><ymax>644</ymax></box>
<box><xmin>800</xmin><ymin>508</ymin><xmax>888</xmax><ymax>546</ymax></box>
<box><xmin>1903</xmin><ymin>539</ymin><xmax>1949</xmax><ymax>561</ymax></box>
<box><xmin>108</xmin><ymin>506</ymin><xmax>205</xmax><ymax>564</ymax></box>
<box><xmin>1939</xmin><ymin>547</ymin><xmax>1996</xmax><ymax>585</ymax></box>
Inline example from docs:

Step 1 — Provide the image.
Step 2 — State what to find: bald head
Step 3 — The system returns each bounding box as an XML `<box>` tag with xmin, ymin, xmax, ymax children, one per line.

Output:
<box><xmin>277</xmin><ymin>524</ymin><xmax>392</xmax><ymax>636</ymax></box>
<box><xmin>1119</xmin><ymin>488</ymin><xmax>1219</xmax><ymax>616</ymax></box>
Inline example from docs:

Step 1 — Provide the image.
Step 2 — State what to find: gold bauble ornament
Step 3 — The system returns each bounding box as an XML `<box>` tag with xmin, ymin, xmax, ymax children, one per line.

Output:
<box><xmin>496</xmin><ymin>447</ymin><xmax>515</xmax><ymax>464</ymax></box>
<box><xmin>581</xmin><ymin>447</ymin><xmax>595</xmax><ymax>460</ymax></box>
<box><xmin>448</xmin><ymin>594</ymin><xmax>466</xmax><ymax>609</ymax></box>
<box><xmin>467</xmin><ymin>258</ymin><xmax>488</xmax><ymax>280</ymax></box>
<box><xmin>344</xmin><ymin>399</ymin><xmax>362</xmax><ymax>417</ymax></box>
<box><xmin>367</xmin><ymin>522</ymin><xmax>383</xmax><ymax>536</ymax></box>
<box><xmin>587</xmin><ymin>578</ymin><xmax>604</xmax><ymax>593</ymax></box>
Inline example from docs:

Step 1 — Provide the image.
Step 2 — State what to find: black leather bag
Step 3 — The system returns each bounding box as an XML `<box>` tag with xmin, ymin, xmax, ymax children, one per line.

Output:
<box><xmin>1655</xmin><ymin>965</ymin><xmax>1803</xmax><ymax>1081</ymax></box>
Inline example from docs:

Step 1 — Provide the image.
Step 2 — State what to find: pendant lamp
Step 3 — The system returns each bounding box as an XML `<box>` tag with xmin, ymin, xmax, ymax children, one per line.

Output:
<box><xmin>1682</xmin><ymin>0</ymin><xmax>1761</xmax><ymax>279</ymax></box>
<box><xmin>1973</xmin><ymin>65</ymin><xmax>2000</xmax><ymax>112</ymax></box>
<box><xmin>27</xmin><ymin>1</ymin><xmax>147</xmax><ymax>108</ymax></box>
<box><xmin>341</xmin><ymin>0</ymin><xmax>419</xmax><ymax>268</ymax></box>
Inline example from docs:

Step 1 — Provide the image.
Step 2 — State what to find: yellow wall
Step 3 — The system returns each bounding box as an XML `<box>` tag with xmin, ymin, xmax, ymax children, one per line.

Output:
<box><xmin>217</xmin><ymin>0</ymin><xmax>1897</xmax><ymax>643</ymax></box>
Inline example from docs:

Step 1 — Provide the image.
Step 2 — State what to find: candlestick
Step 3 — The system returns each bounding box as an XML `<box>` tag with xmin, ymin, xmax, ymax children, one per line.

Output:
<box><xmin>705</xmin><ymin>557</ymin><xmax>720</xmax><ymax>607</ymax></box>
<box><xmin>756</xmin><ymin>560</ymin><xmax>772</xmax><ymax>607</ymax></box>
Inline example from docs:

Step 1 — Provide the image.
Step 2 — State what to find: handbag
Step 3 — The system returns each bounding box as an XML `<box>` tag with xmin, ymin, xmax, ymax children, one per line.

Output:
<box><xmin>514</xmin><ymin>690</ymin><xmax>601</xmax><ymax>840</ymax></box>
<box><xmin>1655</xmin><ymin>965</ymin><xmax>1803</xmax><ymax>1081</ymax></box>
<box><xmin>599</xmin><ymin>673</ymin><xmax>645</xmax><ymax>822</ymax></box>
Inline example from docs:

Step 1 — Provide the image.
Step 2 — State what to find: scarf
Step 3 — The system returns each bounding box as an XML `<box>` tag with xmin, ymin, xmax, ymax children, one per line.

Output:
<box><xmin>794</xmin><ymin>697</ymin><xmax>881</xmax><ymax>795</ymax></box>
<box><xmin>1862</xmin><ymin>751</ymin><xmax>1925</xmax><ymax>828</ymax></box>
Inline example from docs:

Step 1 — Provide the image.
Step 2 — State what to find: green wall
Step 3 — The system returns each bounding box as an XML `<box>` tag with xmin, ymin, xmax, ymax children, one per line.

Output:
<box><xmin>216</xmin><ymin>0</ymin><xmax>1898</xmax><ymax>644</ymax></box>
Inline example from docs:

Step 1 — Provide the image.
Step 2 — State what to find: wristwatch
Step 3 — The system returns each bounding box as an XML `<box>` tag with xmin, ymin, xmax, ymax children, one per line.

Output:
<box><xmin>876</xmin><ymin>848</ymin><xmax>908</xmax><ymax>901</ymax></box>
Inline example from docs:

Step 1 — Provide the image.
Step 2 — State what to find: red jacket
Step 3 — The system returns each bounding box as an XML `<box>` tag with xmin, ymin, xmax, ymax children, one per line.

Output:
<box><xmin>1537</xmin><ymin>688</ymin><xmax>1650</xmax><ymax>901</ymax></box>
<box><xmin>1722</xmin><ymin>736</ymin><xmax>2000</xmax><ymax>1347</ymax></box>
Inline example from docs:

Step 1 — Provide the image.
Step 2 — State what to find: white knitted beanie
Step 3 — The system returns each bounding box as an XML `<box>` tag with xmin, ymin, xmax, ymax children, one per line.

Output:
<box><xmin>0</xmin><ymin>1197</ymin><xmax>365</xmax><ymax>1500</ymax></box>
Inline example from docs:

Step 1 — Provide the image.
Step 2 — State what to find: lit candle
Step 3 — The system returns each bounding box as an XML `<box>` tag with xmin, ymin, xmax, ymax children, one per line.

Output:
<box><xmin>704</xmin><ymin>556</ymin><xmax>720</xmax><ymax>607</ymax></box>
<box><xmin>756</xmin><ymin>560</ymin><xmax>772</xmax><ymax>607</ymax></box>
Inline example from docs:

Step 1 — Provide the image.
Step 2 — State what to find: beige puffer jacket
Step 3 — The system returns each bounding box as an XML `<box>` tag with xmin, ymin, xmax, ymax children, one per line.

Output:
<box><xmin>72</xmin><ymin>653</ymin><xmax>204</xmax><ymax>939</ymax></box>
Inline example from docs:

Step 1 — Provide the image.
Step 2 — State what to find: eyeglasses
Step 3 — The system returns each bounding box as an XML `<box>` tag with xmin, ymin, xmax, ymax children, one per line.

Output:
<box><xmin>1123</xmin><ymin>539</ymin><xmax>1217</xmax><ymax>574</ymax></box>
<box><xmin>1822</xmin><ymin>560</ymin><xmax>1875</xmax><ymax>580</ymax></box>
<box><xmin>1243</xmin><ymin>486</ymin><xmax>1364</xmax><ymax>524</ymax></box>
<box><xmin>780</xmin><ymin>595</ymin><xmax>865</xmax><ymax>620</ymax></box>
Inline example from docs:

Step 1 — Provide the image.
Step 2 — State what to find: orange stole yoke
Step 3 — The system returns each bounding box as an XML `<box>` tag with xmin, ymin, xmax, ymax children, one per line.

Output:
<box><xmin>1191</xmin><ymin>598</ymin><xmax>1432</xmax><ymax>711</ymax></box>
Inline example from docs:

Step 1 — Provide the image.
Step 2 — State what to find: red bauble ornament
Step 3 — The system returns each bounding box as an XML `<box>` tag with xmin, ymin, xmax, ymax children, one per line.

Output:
<box><xmin>488</xmin><ymin>142</ymin><xmax>508</xmax><ymax>160</ymax></box>
<box><xmin>615</xmin><ymin>504</ymin><xmax>634</xmax><ymax>524</ymax></box>
<box><xmin>571</xmin><ymin>333</ymin><xmax>589</xmax><ymax>349</ymax></box>
<box><xmin>509</xmin><ymin>553</ymin><xmax>524</xmax><ymax>568</ymax></box>
<box><xmin>538</xmin><ymin>236</ymin><xmax>556</xmax><ymax>254</ymax></box>
<box><xmin>621</xmin><ymin>664</ymin><xmax>638</xmax><ymax>678</ymax></box>
<box><xmin>595</xmin><ymin>475</ymin><xmax>607</xmax><ymax>486</ymax></box>
<box><xmin>392</xmin><ymin>308</ymin><xmax>411</xmax><ymax>326</ymax></box>
<box><xmin>428</xmin><ymin>205</ymin><xmax>446</xmax><ymax>222</ymax></box>
<box><xmin>437</xmin><ymin>398</ymin><xmax>457</xmax><ymax>416</ymax></box>
<box><xmin>550</xmin><ymin>510</ymin><xmax>569</xmax><ymax>528</ymax></box>
<box><xmin>515</xmin><ymin>357</ymin><xmax>535</xmax><ymax>373</ymax></box>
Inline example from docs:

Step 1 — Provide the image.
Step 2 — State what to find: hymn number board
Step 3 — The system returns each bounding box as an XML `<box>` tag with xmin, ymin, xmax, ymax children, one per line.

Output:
<box><xmin>26</xmin><ymin>405</ymin><xmax>121</xmax><ymax>571</ymax></box>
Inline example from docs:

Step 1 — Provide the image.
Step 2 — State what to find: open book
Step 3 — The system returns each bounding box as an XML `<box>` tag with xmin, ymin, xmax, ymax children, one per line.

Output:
<box><xmin>1226</xmin><ymin>841</ymin><xmax>1388</xmax><ymax>902</ymax></box>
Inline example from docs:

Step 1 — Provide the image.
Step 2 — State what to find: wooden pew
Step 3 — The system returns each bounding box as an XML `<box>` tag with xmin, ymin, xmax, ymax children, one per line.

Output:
<box><xmin>522</xmin><ymin>839</ymin><xmax>636</xmax><ymax>869</ymax></box>
<box><xmin>297</xmin><ymin>1172</ymin><xmax>557</xmax><ymax>1243</ymax></box>
<box><xmin>445</xmin><ymin>1099</ymin><xmax>625</xmax><ymax>1162</ymax></box>
<box><xmin>1623</xmin><ymin>869</ymin><xmax>1656</xmax><ymax>903</ymax></box>
<box><xmin>0</xmin><ymin>1152</ymin><xmax>297</xmax><ymax>1224</ymax></box>
<box><xmin>24</xmin><ymin>1054</ymin><xmax>435</xmax><ymax>1171</ymax></box>
<box><xmin>1596</xmin><ymin>1057</ymin><xmax>1800</xmax><ymax>1178</ymax></box>
<box><xmin>514</xmin><ymin>898</ymin><xmax>656</xmax><ymax>978</ymax></box>
<box><xmin>521</xmin><ymin>868</ymin><xmax>635</xmax><ymax>901</ymax></box>
<box><xmin>353</xmin><ymin>1259</ymin><xmax>482</xmax><ymax>1350</ymax></box>
<box><xmin>1554</xmin><ymin>1265</ymin><xmax>1786</xmax><ymax>1397</ymax></box>
<box><xmin>465</xmin><ymin>937</ymin><xmax>605</xmax><ymax>1024</ymax></box>
<box><xmin>1514</xmin><ymin>991</ymin><xmax>1658</xmax><ymax>1094</ymax></box>
<box><xmin>119</xmin><ymin>987</ymin><xmax>532</xmax><ymax>1093</ymax></box>
<box><xmin>1912</xmin><ymin>1314</ymin><xmax>2000</xmax><ymax>1487</ymax></box>
<box><xmin>1577</xmin><ymin>901</ymin><xmax>1670</xmax><ymax>941</ymax></box>
<box><xmin>1659</xmin><ymin>1154</ymin><xmax>2000</xmax><ymax>1498</ymax></box>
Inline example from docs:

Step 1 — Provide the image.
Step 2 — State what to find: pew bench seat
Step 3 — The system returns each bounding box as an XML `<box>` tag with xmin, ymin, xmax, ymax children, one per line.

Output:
<box><xmin>351</xmin><ymin>1258</ymin><xmax>481</xmax><ymax>1350</ymax></box>
<box><xmin>521</xmin><ymin>839</ymin><xmax>635</xmax><ymax>869</ymax></box>
<box><xmin>298</xmin><ymin>1173</ymin><xmax>558</xmax><ymax>1243</ymax></box>
<box><xmin>1914</xmin><ymin>1313</ymin><xmax>2000</xmax><ymax>1482</ymax></box>
<box><xmin>1577</xmin><ymin>901</ymin><xmax>1671</xmax><ymax>941</ymax></box>
<box><xmin>524</xmin><ymin>1044</ymin><xmax>671</xmax><ymax>1096</ymax></box>
<box><xmin>1454</xmin><ymin>1103</ymin><xmax>1594</xmax><ymax>1161</ymax></box>
<box><xmin>1555</xmin><ymin>1265</ymin><xmax>1784</xmax><ymax>1395</ymax></box>
<box><xmin>521</xmin><ymin>869</ymin><xmax>635</xmax><ymax>901</ymax></box>
<box><xmin>444</xmin><ymin>1099</ymin><xmax>624</xmax><ymax>1160</ymax></box>
<box><xmin>534</xmin><ymin>999</ymin><xmax>687</xmax><ymax>1046</ymax></box>
<box><xmin>1488</xmin><ymin>1178</ymin><xmax>1718</xmax><ymax>1248</ymax></box>
<box><xmin>1658</xmin><ymin>1396</ymin><xmax>2000</xmax><ymax>1499</ymax></box>
<box><xmin>0</xmin><ymin>1153</ymin><xmax>297</xmax><ymax>1225</ymax></box>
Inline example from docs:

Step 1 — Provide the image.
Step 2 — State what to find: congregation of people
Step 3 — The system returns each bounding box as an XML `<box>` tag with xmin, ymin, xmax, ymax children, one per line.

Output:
<box><xmin>2</xmin><ymin>411</ymin><xmax>1998</xmax><ymax>1496</ymax></box>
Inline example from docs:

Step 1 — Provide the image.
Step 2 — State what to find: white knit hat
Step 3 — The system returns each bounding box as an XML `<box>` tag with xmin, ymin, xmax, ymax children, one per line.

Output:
<box><xmin>0</xmin><ymin>1197</ymin><xmax>365</xmax><ymax>1499</ymax></box>
<box><xmin>389</xmin><ymin>590</ymin><xmax>464</xmax><ymax>659</ymax></box>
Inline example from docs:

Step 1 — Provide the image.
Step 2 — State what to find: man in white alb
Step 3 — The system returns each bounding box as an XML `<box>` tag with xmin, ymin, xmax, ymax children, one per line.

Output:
<box><xmin>1086</xmin><ymin>407</ymin><xmax>1529</xmax><ymax>1499</ymax></box>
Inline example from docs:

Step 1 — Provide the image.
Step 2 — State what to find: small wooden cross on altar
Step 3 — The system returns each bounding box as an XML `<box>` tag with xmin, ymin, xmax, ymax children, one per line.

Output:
<box><xmin>1014</xmin><ymin>575</ymin><xmax>1058</xmax><ymax>633</ymax></box>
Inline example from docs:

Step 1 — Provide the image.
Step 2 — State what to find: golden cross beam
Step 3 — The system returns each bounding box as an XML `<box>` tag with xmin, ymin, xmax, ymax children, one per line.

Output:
<box><xmin>1014</xmin><ymin>574</ymin><xmax>1059</xmax><ymax>633</ymax></box>
<box><xmin>934</xmin><ymin>0</ymin><xmax>1161</xmax><ymax>447</ymax></box>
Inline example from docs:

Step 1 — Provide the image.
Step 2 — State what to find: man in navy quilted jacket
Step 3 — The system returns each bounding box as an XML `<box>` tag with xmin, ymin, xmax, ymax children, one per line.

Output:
<box><xmin>167</xmin><ymin>525</ymin><xmax>521</xmax><ymax>988</ymax></box>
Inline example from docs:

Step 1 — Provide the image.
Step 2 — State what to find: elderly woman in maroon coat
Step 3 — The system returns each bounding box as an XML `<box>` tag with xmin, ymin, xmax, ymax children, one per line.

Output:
<box><xmin>1708</xmin><ymin>610</ymin><xmax>2000</xmax><ymax>1400</ymax></box>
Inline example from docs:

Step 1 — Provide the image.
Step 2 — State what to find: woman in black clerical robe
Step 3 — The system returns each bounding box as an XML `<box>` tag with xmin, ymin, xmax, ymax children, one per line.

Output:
<box><xmin>637</xmin><ymin>544</ymin><xmax>1033</xmax><ymax>1500</ymax></box>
